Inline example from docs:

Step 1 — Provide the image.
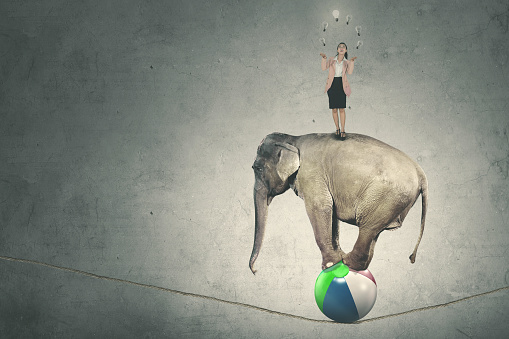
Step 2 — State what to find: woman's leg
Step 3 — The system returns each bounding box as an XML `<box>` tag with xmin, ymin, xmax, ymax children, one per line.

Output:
<box><xmin>339</xmin><ymin>108</ymin><xmax>346</xmax><ymax>137</ymax></box>
<box><xmin>332</xmin><ymin>108</ymin><xmax>340</xmax><ymax>134</ymax></box>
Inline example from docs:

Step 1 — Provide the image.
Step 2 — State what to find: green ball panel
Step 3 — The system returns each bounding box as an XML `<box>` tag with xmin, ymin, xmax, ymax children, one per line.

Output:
<box><xmin>314</xmin><ymin>261</ymin><xmax>349</xmax><ymax>312</ymax></box>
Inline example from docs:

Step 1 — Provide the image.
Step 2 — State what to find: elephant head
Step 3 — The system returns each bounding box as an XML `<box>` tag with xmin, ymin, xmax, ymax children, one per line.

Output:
<box><xmin>249</xmin><ymin>134</ymin><xmax>300</xmax><ymax>274</ymax></box>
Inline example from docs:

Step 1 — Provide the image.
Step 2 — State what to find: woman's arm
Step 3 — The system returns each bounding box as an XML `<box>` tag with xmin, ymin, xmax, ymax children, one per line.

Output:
<box><xmin>347</xmin><ymin>57</ymin><xmax>357</xmax><ymax>74</ymax></box>
<box><xmin>320</xmin><ymin>53</ymin><xmax>328</xmax><ymax>71</ymax></box>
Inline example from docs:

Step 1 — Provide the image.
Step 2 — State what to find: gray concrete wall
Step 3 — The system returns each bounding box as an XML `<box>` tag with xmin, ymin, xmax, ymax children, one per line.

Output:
<box><xmin>1</xmin><ymin>0</ymin><xmax>508</xmax><ymax>337</ymax></box>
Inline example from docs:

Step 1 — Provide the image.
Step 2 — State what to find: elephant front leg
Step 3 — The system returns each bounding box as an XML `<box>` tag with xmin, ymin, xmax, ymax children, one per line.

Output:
<box><xmin>332</xmin><ymin>212</ymin><xmax>347</xmax><ymax>259</ymax></box>
<box><xmin>304</xmin><ymin>200</ymin><xmax>342</xmax><ymax>270</ymax></box>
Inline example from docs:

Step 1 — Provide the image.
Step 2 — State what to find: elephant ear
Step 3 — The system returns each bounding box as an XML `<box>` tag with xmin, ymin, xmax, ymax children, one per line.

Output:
<box><xmin>275</xmin><ymin>142</ymin><xmax>300</xmax><ymax>181</ymax></box>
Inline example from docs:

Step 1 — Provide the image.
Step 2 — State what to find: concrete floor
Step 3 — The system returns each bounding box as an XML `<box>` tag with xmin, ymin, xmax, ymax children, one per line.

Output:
<box><xmin>1</xmin><ymin>0</ymin><xmax>508</xmax><ymax>337</ymax></box>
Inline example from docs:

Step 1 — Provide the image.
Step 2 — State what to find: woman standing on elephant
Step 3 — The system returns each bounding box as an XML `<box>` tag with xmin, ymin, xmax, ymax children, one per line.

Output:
<box><xmin>320</xmin><ymin>42</ymin><xmax>356</xmax><ymax>139</ymax></box>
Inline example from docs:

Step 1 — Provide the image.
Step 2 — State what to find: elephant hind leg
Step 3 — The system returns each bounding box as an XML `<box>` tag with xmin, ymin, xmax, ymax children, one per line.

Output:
<box><xmin>386</xmin><ymin>197</ymin><xmax>416</xmax><ymax>230</ymax></box>
<box><xmin>366</xmin><ymin>233</ymin><xmax>381</xmax><ymax>268</ymax></box>
<box><xmin>346</xmin><ymin>197</ymin><xmax>410</xmax><ymax>270</ymax></box>
<box><xmin>386</xmin><ymin>215</ymin><xmax>403</xmax><ymax>230</ymax></box>
<box><xmin>343</xmin><ymin>227</ymin><xmax>380</xmax><ymax>270</ymax></box>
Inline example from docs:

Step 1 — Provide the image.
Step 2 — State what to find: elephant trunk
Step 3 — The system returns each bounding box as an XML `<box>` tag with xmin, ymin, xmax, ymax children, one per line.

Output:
<box><xmin>249</xmin><ymin>184</ymin><xmax>272</xmax><ymax>274</ymax></box>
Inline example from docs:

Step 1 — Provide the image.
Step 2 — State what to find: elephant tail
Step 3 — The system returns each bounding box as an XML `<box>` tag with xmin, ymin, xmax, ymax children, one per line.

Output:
<box><xmin>409</xmin><ymin>174</ymin><xmax>428</xmax><ymax>264</ymax></box>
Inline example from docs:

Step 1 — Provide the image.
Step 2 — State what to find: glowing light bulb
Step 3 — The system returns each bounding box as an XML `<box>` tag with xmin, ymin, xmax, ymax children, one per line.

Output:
<box><xmin>332</xmin><ymin>10</ymin><xmax>339</xmax><ymax>22</ymax></box>
<box><xmin>322</xmin><ymin>21</ymin><xmax>328</xmax><ymax>32</ymax></box>
<box><xmin>319</xmin><ymin>37</ymin><xmax>326</xmax><ymax>46</ymax></box>
<box><xmin>356</xmin><ymin>40</ymin><xmax>363</xmax><ymax>49</ymax></box>
<box><xmin>355</xmin><ymin>25</ymin><xmax>362</xmax><ymax>36</ymax></box>
<box><xmin>346</xmin><ymin>15</ymin><xmax>352</xmax><ymax>25</ymax></box>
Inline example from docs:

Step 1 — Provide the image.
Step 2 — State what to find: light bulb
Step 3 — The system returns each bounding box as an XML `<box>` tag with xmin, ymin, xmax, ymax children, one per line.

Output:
<box><xmin>319</xmin><ymin>37</ymin><xmax>326</xmax><ymax>46</ymax></box>
<box><xmin>346</xmin><ymin>15</ymin><xmax>352</xmax><ymax>25</ymax></box>
<box><xmin>355</xmin><ymin>25</ymin><xmax>362</xmax><ymax>36</ymax></box>
<box><xmin>356</xmin><ymin>40</ymin><xmax>363</xmax><ymax>49</ymax></box>
<box><xmin>322</xmin><ymin>21</ymin><xmax>328</xmax><ymax>32</ymax></box>
<box><xmin>332</xmin><ymin>10</ymin><xmax>339</xmax><ymax>22</ymax></box>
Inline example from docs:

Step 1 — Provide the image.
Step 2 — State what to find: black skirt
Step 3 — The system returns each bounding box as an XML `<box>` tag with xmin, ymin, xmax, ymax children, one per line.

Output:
<box><xmin>327</xmin><ymin>77</ymin><xmax>346</xmax><ymax>109</ymax></box>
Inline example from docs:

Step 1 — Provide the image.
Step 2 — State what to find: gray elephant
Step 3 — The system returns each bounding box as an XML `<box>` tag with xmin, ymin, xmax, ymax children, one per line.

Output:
<box><xmin>250</xmin><ymin>132</ymin><xmax>428</xmax><ymax>273</ymax></box>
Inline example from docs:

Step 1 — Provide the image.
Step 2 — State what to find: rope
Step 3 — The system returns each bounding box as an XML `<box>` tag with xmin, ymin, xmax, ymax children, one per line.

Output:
<box><xmin>1</xmin><ymin>255</ymin><xmax>507</xmax><ymax>324</ymax></box>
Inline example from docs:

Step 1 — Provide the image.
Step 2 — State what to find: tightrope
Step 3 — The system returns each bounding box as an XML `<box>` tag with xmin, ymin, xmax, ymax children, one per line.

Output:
<box><xmin>1</xmin><ymin>255</ymin><xmax>507</xmax><ymax>324</ymax></box>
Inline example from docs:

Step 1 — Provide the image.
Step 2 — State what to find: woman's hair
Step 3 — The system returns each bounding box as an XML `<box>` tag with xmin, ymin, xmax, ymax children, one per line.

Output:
<box><xmin>335</xmin><ymin>42</ymin><xmax>348</xmax><ymax>60</ymax></box>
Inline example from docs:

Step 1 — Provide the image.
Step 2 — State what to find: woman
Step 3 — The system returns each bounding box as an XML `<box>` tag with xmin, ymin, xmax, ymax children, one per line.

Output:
<box><xmin>320</xmin><ymin>42</ymin><xmax>356</xmax><ymax>139</ymax></box>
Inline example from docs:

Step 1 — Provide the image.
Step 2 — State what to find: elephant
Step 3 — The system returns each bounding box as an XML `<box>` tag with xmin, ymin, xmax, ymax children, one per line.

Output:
<box><xmin>249</xmin><ymin>132</ymin><xmax>428</xmax><ymax>273</ymax></box>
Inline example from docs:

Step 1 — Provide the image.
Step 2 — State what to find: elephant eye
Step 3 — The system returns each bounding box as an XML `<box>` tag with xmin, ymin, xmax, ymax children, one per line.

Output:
<box><xmin>252</xmin><ymin>164</ymin><xmax>263</xmax><ymax>172</ymax></box>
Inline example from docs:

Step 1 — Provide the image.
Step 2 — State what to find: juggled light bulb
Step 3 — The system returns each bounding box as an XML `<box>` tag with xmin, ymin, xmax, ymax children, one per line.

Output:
<box><xmin>355</xmin><ymin>25</ymin><xmax>362</xmax><ymax>36</ymax></box>
<box><xmin>322</xmin><ymin>21</ymin><xmax>328</xmax><ymax>32</ymax></box>
<box><xmin>332</xmin><ymin>10</ymin><xmax>339</xmax><ymax>22</ymax></box>
<box><xmin>346</xmin><ymin>15</ymin><xmax>352</xmax><ymax>25</ymax></box>
<box><xmin>356</xmin><ymin>40</ymin><xmax>363</xmax><ymax>49</ymax></box>
<box><xmin>319</xmin><ymin>37</ymin><xmax>326</xmax><ymax>46</ymax></box>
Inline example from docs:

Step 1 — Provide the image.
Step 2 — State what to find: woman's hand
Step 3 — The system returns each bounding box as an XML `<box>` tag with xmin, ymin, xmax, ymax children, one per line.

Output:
<box><xmin>347</xmin><ymin>57</ymin><xmax>356</xmax><ymax>74</ymax></box>
<box><xmin>320</xmin><ymin>53</ymin><xmax>328</xmax><ymax>71</ymax></box>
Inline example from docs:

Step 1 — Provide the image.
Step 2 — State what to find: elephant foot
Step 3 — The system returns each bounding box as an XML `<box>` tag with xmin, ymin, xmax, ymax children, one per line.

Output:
<box><xmin>343</xmin><ymin>252</ymin><xmax>369</xmax><ymax>271</ymax></box>
<box><xmin>322</xmin><ymin>261</ymin><xmax>335</xmax><ymax>270</ymax></box>
<box><xmin>321</xmin><ymin>253</ymin><xmax>342</xmax><ymax>271</ymax></box>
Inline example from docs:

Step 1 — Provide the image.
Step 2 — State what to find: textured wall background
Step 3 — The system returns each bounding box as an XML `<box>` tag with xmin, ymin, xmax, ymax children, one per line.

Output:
<box><xmin>1</xmin><ymin>0</ymin><xmax>508</xmax><ymax>337</ymax></box>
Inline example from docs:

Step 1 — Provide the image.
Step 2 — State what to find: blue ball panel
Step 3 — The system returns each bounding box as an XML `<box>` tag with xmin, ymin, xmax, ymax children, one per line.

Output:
<box><xmin>322</xmin><ymin>277</ymin><xmax>359</xmax><ymax>323</ymax></box>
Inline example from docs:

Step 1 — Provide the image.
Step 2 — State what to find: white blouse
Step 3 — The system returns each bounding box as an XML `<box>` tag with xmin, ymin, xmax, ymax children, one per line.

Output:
<box><xmin>334</xmin><ymin>56</ymin><xmax>346</xmax><ymax>77</ymax></box>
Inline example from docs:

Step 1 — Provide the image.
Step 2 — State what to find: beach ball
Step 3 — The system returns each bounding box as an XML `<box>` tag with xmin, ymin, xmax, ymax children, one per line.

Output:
<box><xmin>314</xmin><ymin>261</ymin><xmax>377</xmax><ymax>322</ymax></box>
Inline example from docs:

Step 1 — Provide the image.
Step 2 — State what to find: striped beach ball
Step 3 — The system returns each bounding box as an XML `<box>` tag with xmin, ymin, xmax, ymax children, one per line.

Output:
<box><xmin>315</xmin><ymin>261</ymin><xmax>377</xmax><ymax>322</ymax></box>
